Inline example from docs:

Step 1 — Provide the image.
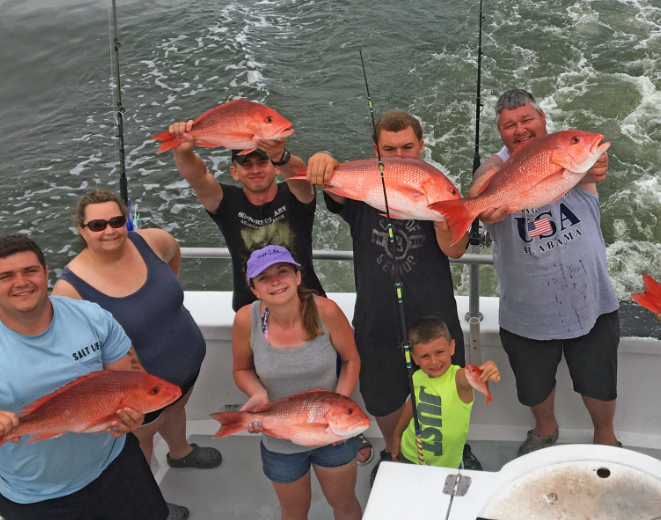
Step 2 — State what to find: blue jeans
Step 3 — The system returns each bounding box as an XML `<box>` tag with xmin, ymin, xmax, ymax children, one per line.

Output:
<box><xmin>260</xmin><ymin>436</ymin><xmax>359</xmax><ymax>484</ymax></box>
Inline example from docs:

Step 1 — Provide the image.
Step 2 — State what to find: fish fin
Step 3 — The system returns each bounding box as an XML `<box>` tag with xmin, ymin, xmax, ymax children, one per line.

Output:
<box><xmin>485</xmin><ymin>393</ymin><xmax>493</xmax><ymax>406</ymax></box>
<box><xmin>427</xmin><ymin>199</ymin><xmax>475</xmax><ymax>246</ymax></box>
<box><xmin>632</xmin><ymin>274</ymin><xmax>661</xmax><ymax>314</ymax></box>
<box><xmin>24</xmin><ymin>432</ymin><xmax>65</xmax><ymax>445</ymax></box>
<box><xmin>237</xmin><ymin>148</ymin><xmax>256</xmax><ymax>156</ymax></box>
<box><xmin>151</xmin><ymin>130</ymin><xmax>174</xmax><ymax>142</ymax></box>
<box><xmin>379</xmin><ymin>210</ymin><xmax>409</xmax><ymax>220</ymax></box>
<box><xmin>156</xmin><ymin>139</ymin><xmax>185</xmax><ymax>153</ymax></box>
<box><xmin>196</xmin><ymin>141</ymin><xmax>221</xmax><ymax>148</ymax></box>
<box><xmin>474</xmin><ymin>171</ymin><xmax>496</xmax><ymax>195</ymax></box>
<box><xmin>192</xmin><ymin>99</ymin><xmax>252</xmax><ymax>125</ymax></box>
<box><xmin>17</xmin><ymin>371</ymin><xmax>107</xmax><ymax>418</ymax></box>
<box><xmin>210</xmin><ymin>411</ymin><xmax>249</xmax><ymax>439</ymax></box>
<box><xmin>291</xmin><ymin>167</ymin><xmax>307</xmax><ymax>178</ymax></box>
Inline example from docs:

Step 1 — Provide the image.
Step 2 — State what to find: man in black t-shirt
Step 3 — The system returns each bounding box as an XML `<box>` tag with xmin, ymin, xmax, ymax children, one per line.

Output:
<box><xmin>307</xmin><ymin>110</ymin><xmax>476</xmax><ymax>481</ymax></box>
<box><xmin>167</xmin><ymin>120</ymin><xmax>324</xmax><ymax>312</ymax></box>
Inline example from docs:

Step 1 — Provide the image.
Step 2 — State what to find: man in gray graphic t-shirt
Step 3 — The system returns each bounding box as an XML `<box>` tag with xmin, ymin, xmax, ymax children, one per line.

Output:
<box><xmin>470</xmin><ymin>89</ymin><xmax>620</xmax><ymax>457</ymax></box>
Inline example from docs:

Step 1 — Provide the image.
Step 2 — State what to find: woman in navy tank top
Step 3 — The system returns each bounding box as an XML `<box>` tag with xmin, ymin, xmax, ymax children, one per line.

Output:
<box><xmin>52</xmin><ymin>189</ymin><xmax>220</xmax><ymax>519</ymax></box>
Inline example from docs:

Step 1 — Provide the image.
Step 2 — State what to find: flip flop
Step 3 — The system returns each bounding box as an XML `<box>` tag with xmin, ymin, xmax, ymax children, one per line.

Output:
<box><xmin>167</xmin><ymin>443</ymin><xmax>222</xmax><ymax>469</ymax></box>
<box><xmin>356</xmin><ymin>433</ymin><xmax>374</xmax><ymax>466</ymax></box>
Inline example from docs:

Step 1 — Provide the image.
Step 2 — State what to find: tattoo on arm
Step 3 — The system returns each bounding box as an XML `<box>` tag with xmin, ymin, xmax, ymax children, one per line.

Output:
<box><xmin>126</xmin><ymin>346</ymin><xmax>145</xmax><ymax>372</ymax></box>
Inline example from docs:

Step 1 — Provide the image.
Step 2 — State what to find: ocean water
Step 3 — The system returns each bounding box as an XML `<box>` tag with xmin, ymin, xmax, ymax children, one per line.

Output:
<box><xmin>0</xmin><ymin>0</ymin><xmax>659</xmax><ymax>299</ymax></box>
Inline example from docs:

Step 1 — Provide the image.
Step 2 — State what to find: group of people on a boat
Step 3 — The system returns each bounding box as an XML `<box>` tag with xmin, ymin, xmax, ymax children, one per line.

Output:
<box><xmin>0</xmin><ymin>88</ymin><xmax>620</xmax><ymax>520</ymax></box>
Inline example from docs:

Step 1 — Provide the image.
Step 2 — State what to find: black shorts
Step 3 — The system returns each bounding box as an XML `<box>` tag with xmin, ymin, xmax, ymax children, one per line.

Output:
<box><xmin>143</xmin><ymin>370</ymin><xmax>200</xmax><ymax>425</ymax></box>
<box><xmin>0</xmin><ymin>433</ymin><xmax>168</xmax><ymax>520</ymax></box>
<box><xmin>357</xmin><ymin>335</ymin><xmax>465</xmax><ymax>418</ymax></box>
<box><xmin>500</xmin><ymin>310</ymin><xmax>620</xmax><ymax>407</ymax></box>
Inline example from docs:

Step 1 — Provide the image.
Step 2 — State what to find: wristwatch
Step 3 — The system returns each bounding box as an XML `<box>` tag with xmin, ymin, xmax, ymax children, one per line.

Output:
<box><xmin>271</xmin><ymin>148</ymin><xmax>291</xmax><ymax>166</ymax></box>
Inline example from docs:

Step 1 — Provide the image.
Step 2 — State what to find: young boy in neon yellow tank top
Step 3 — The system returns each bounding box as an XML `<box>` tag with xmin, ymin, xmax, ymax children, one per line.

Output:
<box><xmin>392</xmin><ymin>316</ymin><xmax>500</xmax><ymax>468</ymax></box>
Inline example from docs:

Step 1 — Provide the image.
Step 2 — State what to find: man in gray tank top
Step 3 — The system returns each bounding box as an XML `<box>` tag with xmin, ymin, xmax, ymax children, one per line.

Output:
<box><xmin>470</xmin><ymin>89</ymin><xmax>620</xmax><ymax>456</ymax></box>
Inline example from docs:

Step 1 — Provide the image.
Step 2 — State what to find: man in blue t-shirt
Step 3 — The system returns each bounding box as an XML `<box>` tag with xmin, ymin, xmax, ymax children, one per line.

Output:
<box><xmin>470</xmin><ymin>89</ymin><xmax>620</xmax><ymax>457</ymax></box>
<box><xmin>0</xmin><ymin>236</ymin><xmax>168</xmax><ymax>520</ymax></box>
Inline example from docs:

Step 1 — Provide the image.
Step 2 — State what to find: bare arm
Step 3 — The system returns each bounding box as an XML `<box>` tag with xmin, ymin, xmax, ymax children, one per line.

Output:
<box><xmin>306</xmin><ymin>152</ymin><xmax>344</xmax><ymax>204</ymax></box>
<box><xmin>317</xmin><ymin>297</ymin><xmax>360</xmax><ymax>397</ymax></box>
<box><xmin>391</xmin><ymin>398</ymin><xmax>414</xmax><ymax>461</ymax></box>
<box><xmin>138</xmin><ymin>228</ymin><xmax>181</xmax><ymax>276</ymax></box>
<box><xmin>51</xmin><ymin>279</ymin><xmax>83</xmax><ymax>299</ymax></box>
<box><xmin>455</xmin><ymin>367</ymin><xmax>475</xmax><ymax>405</ymax></box>
<box><xmin>469</xmin><ymin>155</ymin><xmax>509</xmax><ymax>224</ymax></box>
<box><xmin>103</xmin><ymin>346</ymin><xmax>146</xmax><ymax>435</ymax></box>
<box><xmin>170</xmin><ymin>121</ymin><xmax>224</xmax><ymax>214</ymax></box>
<box><xmin>232</xmin><ymin>305</ymin><xmax>269</xmax><ymax>411</ymax></box>
<box><xmin>577</xmin><ymin>151</ymin><xmax>608</xmax><ymax>195</ymax></box>
<box><xmin>434</xmin><ymin>221</ymin><xmax>469</xmax><ymax>258</ymax></box>
<box><xmin>254</xmin><ymin>137</ymin><xmax>315</xmax><ymax>204</ymax></box>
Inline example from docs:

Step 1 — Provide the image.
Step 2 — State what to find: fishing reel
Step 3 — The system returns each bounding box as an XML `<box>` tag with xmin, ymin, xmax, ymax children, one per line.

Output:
<box><xmin>468</xmin><ymin>220</ymin><xmax>492</xmax><ymax>248</ymax></box>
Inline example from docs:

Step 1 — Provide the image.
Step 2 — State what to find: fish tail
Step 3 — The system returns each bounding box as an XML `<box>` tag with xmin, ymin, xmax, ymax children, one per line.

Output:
<box><xmin>151</xmin><ymin>130</ymin><xmax>183</xmax><ymax>153</ymax></box>
<box><xmin>632</xmin><ymin>274</ymin><xmax>661</xmax><ymax>314</ymax></box>
<box><xmin>428</xmin><ymin>199</ymin><xmax>476</xmax><ymax>246</ymax></box>
<box><xmin>210</xmin><ymin>411</ymin><xmax>249</xmax><ymax>439</ymax></box>
<box><xmin>485</xmin><ymin>393</ymin><xmax>493</xmax><ymax>406</ymax></box>
<box><xmin>290</xmin><ymin>166</ymin><xmax>307</xmax><ymax>180</ymax></box>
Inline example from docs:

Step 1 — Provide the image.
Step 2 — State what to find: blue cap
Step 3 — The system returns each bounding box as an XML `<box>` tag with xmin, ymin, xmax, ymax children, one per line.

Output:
<box><xmin>246</xmin><ymin>245</ymin><xmax>300</xmax><ymax>282</ymax></box>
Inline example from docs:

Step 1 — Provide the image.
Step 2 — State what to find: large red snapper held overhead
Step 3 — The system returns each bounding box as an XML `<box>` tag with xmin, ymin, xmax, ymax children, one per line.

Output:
<box><xmin>631</xmin><ymin>274</ymin><xmax>661</xmax><ymax>323</ymax></box>
<box><xmin>151</xmin><ymin>99</ymin><xmax>294</xmax><ymax>154</ymax></box>
<box><xmin>210</xmin><ymin>389</ymin><xmax>371</xmax><ymax>447</ymax></box>
<box><xmin>290</xmin><ymin>157</ymin><xmax>462</xmax><ymax>221</ymax></box>
<box><xmin>0</xmin><ymin>371</ymin><xmax>181</xmax><ymax>447</ymax></box>
<box><xmin>464</xmin><ymin>365</ymin><xmax>493</xmax><ymax>405</ymax></box>
<box><xmin>429</xmin><ymin>130</ymin><xmax>611</xmax><ymax>245</ymax></box>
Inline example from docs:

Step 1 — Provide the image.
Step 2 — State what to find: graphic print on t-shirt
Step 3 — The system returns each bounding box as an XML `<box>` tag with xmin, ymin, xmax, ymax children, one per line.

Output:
<box><xmin>371</xmin><ymin>219</ymin><xmax>426</xmax><ymax>276</ymax></box>
<box><xmin>515</xmin><ymin>195</ymin><xmax>584</xmax><ymax>256</ymax></box>
<box><xmin>417</xmin><ymin>385</ymin><xmax>443</xmax><ymax>456</ymax></box>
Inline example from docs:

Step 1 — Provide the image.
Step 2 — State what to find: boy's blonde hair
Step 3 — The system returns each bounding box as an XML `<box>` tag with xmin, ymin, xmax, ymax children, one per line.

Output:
<box><xmin>409</xmin><ymin>316</ymin><xmax>452</xmax><ymax>351</ymax></box>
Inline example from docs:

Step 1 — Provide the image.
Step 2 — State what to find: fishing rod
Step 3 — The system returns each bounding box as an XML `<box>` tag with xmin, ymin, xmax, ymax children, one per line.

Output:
<box><xmin>110</xmin><ymin>0</ymin><xmax>129</xmax><ymax>207</ymax></box>
<box><xmin>467</xmin><ymin>0</ymin><xmax>485</xmax><ymax>339</ymax></box>
<box><xmin>358</xmin><ymin>50</ymin><xmax>426</xmax><ymax>466</ymax></box>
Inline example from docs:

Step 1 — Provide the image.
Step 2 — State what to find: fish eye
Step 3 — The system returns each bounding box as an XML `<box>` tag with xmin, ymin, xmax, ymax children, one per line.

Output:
<box><xmin>348</xmin><ymin>408</ymin><xmax>353</xmax><ymax>414</ymax></box>
<box><xmin>451</xmin><ymin>189</ymin><xmax>456</xmax><ymax>195</ymax></box>
<box><xmin>572</xmin><ymin>136</ymin><xmax>580</xmax><ymax>143</ymax></box>
<box><xmin>266</xmin><ymin>116</ymin><xmax>273</xmax><ymax>123</ymax></box>
<box><xmin>150</xmin><ymin>387</ymin><xmax>160</xmax><ymax>394</ymax></box>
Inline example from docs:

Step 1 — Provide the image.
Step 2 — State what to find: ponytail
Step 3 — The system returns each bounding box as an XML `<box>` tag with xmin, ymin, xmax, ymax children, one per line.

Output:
<box><xmin>298</xmin><ymin>285</ymin><xmax>323</xmax><ymax>340</ymax></box>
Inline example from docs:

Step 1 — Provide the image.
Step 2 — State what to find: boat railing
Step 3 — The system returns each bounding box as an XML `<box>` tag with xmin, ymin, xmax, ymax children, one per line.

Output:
<box><xmin>180</xmin><ymin>248</ymin><xmax>494</xmax><ymax>265</ymax></box>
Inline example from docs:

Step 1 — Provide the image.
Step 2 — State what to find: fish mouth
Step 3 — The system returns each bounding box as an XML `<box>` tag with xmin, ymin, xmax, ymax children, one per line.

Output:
<box><xmin>594</xmin><ymin>137</ymin><xmax>611</xmax><ymax>155</ymax></box>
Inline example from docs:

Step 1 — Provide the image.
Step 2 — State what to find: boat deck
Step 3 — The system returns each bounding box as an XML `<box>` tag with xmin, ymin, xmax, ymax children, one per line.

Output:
<box><xmin>154</xmin><ymin>434</ymin><xmax>661</xmax><ymax>519</ymax></box>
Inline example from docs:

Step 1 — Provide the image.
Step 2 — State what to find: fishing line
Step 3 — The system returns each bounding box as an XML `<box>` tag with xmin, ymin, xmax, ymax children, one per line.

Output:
<box><xmin>358</xmin><ymin>50</ymin><xmax>426</xmax><ymax>466</ymax></box>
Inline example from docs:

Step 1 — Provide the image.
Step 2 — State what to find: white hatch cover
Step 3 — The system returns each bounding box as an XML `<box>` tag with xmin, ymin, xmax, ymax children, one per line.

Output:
<box><xmin>481</xmin><ymin>460</ymin><xmax>661</xmax><ymax>519</ymax></box>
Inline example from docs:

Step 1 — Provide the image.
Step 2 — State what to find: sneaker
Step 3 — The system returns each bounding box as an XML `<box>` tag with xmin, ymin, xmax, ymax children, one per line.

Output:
<box><xmin>369</xmin><ymin>450</ymin><xmax>392</xmax><ymax>488</ymax></box>
<box><xmin>462</xmin><ymin>443</ymin><xmax>482</xmax><ymax>471</ymax></box>
<box><xmin>517</xmin><ymin>428</ymin><xmax>559</xmax><ymax>457</ymax></box>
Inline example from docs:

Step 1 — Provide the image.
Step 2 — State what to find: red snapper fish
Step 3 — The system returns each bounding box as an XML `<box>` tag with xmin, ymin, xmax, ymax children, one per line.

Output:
<box><xmin>465</xmin><ymin>365</ymin><xmax>493</xmax><ymax>405</ymax></box>
<box><xmin>631</xmin><ymin>274</ymin><xmax>661</xmax><ymax>323</ymax></box>
<box><xmin>291</xmin><ymin>157</ymin><xmax>461</xmax><ymax>221</ymax></box>
<box><xmin>0</xmin><ymin>371</ymin><xmax>181</xmax><ymax>447</ymax></box>
<box><xmin>429</xmin><ymin>130</ymin><xmax>611</xmax><ymax>245</ymax></box>
<box><xmin>211</xmin><ymin>389</ymin><xmax>371</xmax><ymax>447</ymax></box>
<box><xmin>151</xmin><ymin>99</ymin><xmax>294</xmax><ymax>154</ymax></box>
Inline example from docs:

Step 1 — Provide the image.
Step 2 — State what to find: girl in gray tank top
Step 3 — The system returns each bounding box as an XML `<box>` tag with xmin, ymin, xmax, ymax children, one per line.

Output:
<box><xmin>232</xmin><ymin>245</ymin><xmax>363</xmax><ymax>519</ymax></box>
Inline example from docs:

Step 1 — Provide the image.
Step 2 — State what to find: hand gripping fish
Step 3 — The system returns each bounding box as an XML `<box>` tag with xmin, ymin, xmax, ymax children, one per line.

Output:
<box><xmin>151</xmin><ymin>99</ymin><xmax>294</xmax><ymax>154</ymax></box>
<box><xmin>211</xmin><ymin>389</ymin><xmax>371</xmax><ymax>447</ymax></box>
<box><xmin>631</xmin><ymin>274</ymin><xmax>661</xmax><ymax>323</ymax></box>
<box><xmin>0</xmin><ymin>371</ymin><xmax>181</xmax><ymax>447</ymax></box>
<box><xmin>291</xmin><ymin>157</ymin><xmax>461</xmax><ymax>221</ymax></box>
<box><xmin>429</xmin><ymin>130</ymin><xmax>611</xmax><ymax>245</ymax></box>
<box><xmin>464</xmin><ymin>365</ymin><xmax>493</xmax><ymax>405</ymax></box>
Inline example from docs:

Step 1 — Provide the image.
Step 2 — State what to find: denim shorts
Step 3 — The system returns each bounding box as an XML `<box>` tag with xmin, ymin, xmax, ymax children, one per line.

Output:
<box><xmin>260</xmin><ymin>436</ymin><xmax>359</xmax><ymax>484</ymax></box>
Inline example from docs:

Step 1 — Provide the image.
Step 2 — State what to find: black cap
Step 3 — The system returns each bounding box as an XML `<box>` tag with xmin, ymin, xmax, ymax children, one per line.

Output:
<box><xmin>231</xmin><ymin>149</ymin><xmax>269</xmax><ymax>165</ymax></box>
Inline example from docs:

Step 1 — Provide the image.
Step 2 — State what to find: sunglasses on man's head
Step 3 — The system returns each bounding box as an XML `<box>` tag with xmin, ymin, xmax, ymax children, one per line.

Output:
<box><xmin>81</xmin><ymin>216</ymin><xmax>127</xmax><ymax>232</ymax></box>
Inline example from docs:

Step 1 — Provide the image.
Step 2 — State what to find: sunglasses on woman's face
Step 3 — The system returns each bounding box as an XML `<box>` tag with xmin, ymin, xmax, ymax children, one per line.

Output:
<box><xmin>81</xmin><ymin>215</ymin><xmax>127</xmax><ymax>232</ymax></box>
